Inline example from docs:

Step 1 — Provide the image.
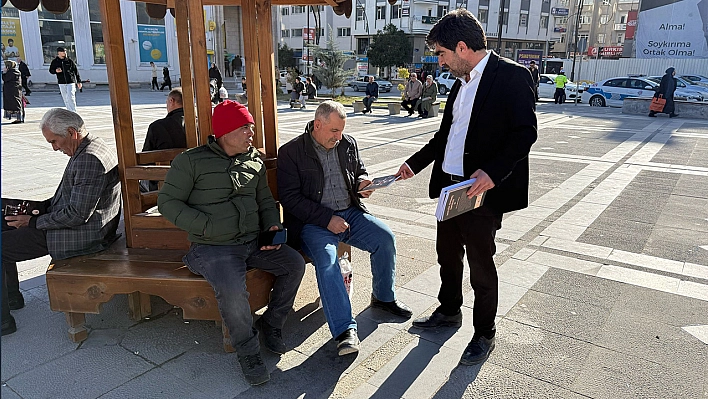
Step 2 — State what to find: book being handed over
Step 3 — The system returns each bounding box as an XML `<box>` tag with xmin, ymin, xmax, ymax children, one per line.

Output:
<box><xmin>435</xmin><ymin>178</ymin><xmax>486</xmax><ymax>222</ymax></box>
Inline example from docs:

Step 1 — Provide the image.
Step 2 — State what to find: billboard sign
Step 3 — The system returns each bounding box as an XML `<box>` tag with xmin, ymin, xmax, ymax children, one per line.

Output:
<box><xmin>516</xmin><ymin>49</ymin><xmax>544</xmax><ymax>67</ymax></box>
<box><xmin>1</xmin><ymin>18</ymin><xmax>24</xmax><ymax>62</ymax></box>
<box><xmin>302</xmin><ymin>28</ymin><xmax>316</xmax><ymax>41</ymax></box>
<box><xmin>635</xmin><ymin>0</ymin><xmax>708</xmax><ymax>58</ymax></box>
<box><xmin>551</xmin><ymin>7</ymin><xmax>569</xmax><ymax>15</ymax></box>
<box><xmin>626</xmin><ymin>10</ymin><xmax>638</xmax><ymax>39</ymax></box>
<box><xmin>137</xmin><ymin>25</ymin><xmax>168</xmax><ymax>63</ymax></box>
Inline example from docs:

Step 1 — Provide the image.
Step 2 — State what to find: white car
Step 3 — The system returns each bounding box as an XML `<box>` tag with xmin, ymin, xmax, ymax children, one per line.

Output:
<box><xmin>647</xmin><ymin>76</ymin><xmax>707</xmax><ymax>101</ymax></box>
<box><xmin>538</xmin><ymin>74</ymin><xmax>583</xmax><ymax>102</ymax></box>
<box><xmin>681</xmin><ymin>74</ymin><xmax>708</xmax><ymax>88</ymax></box>
<box><xmin>435</xmin><ymin>72</ymin><xmax>456</xmax><ymax>95</ymax></box>
<box><xmin>582</xmin><ymin>77</ymin><xmax>658</xmax><ymax>107</ymax></box>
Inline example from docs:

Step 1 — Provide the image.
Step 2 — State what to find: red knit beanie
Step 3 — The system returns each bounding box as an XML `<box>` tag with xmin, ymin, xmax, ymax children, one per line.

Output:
<box><xmin>212</xmin><ymin>100</ymin><xmax>255</xmax><ymax>139</ymax></box>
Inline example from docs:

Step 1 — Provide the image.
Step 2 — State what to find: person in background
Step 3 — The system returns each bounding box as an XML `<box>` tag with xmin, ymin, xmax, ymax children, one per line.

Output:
<box><xmin>49</xmin><ymin>47</ymin><xmax>81</xmax><ymax>112</ymax></box>
<box><xmin>158</xmin><ymin>100</ymin><xmax>305</xmax><ymax>386</ymax></box>
<box><xmin>528</xmin><ymin>60</ymin><xmax>540</xmax><ymax>102</ymax></box>
<box><xmin>224</xmin><ymin>55</ymin><xmax>231</xmax><ymax>77</ymax></box>
<box><xmin>362</xmin><ymin>75</ymin><xmax>378</xmax><ymax>114</ymax></box>
<box><xmin>3</xmin><ymin>60</ymin><xmax>24</xmax><ymax>124</ymax></box>
<box><xmin>416</xmin><ymin>75</ymin><xmax>438</xmax><ymax>118</ymax></box>
<box><xmin>305</xmin><ymin>77</ymin><xmax>317</xmax><ymax>100</ymax></box>
<box><xmin>150</xmin><ymin>62</ymin><xmax>159</xmax><ymax>91</ymax></box>
<box><xmin>18</xmin><ymin>57</ymin><xmax>30</xmax><ymax>96</ymax></box>
<box><xmin>553</xmin><ymin>72</ymin><xmax>567</xmax><ymax>104</ymax></box>
<box><xmin>401</xmin><ymin>73</ymin><xmax>423</xmax><ymax>117</ymax></box>
<box><xmin>277</xmin><ymin>101</ymin><xmax>412</xmax><ymax>357</ymax></box>
<box><xmin>233</xmin><ymin>55</ymin><xmax>242</xmax><ymax>77</ymax></box>
<box><xmin>160</xmin><ymin>67</ymin><xmax>172</xmax><ymax>91</ymax></box>
<box><xmin>649</xmin><ymin>67</ymin><xmax>679</xmax><ymax>118</ymax></box>
<box><xmin>140</xmin><ymin>88</ymin><xmax>187</xmax><ymax>192</ymax></box>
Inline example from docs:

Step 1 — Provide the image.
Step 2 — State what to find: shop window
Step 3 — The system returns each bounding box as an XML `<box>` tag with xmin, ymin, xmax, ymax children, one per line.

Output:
<box><xmin>88</xmin><ymin>0</ymin><xmax>105</xmax><ymax>64</ymax></box>
<box><xmin>38</xmin><ymin>4</ymin><xmax>76</xmax><ymax>64</ymax></box>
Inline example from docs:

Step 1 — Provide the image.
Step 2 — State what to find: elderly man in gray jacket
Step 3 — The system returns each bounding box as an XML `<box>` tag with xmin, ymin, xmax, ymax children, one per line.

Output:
<box><xmin>2</xmin><ymin>108</ymin><xmax>121</xmax><ymax>336</ymax></box>
<box><xmin>401</xmin><ymin>72</ymin><xmax>423</xmax><ymax>117</ymax></box>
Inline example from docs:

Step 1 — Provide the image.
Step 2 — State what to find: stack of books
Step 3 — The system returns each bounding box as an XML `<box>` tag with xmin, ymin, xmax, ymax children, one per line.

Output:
<box><xmin>435</xmin><ymin>178</ymin><xmax>486</xmax><ymax>222</ymax></box>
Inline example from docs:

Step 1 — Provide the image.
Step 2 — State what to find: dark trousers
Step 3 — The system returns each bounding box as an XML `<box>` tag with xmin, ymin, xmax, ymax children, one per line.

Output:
<box><xmin>401</xmin><ymin>98</ymin><xmax>421</xmax><ymax>114</ymax></box>
<box><xmin>2</xmin><ymin>226</ymin><xmax>49</xmax><ymax>320</ymax></box>
<box><xmin>554</xmin><ymin>88</ymin><xmax>565</xmax><ymax>104</ymax></box>
<box><xmin>435</xmin><ymin>206</ymin><xmax>502</xmax><ymax>336</ymax></box>
<box><xmin>160</xmin><ymin>79</ymin><xmax>172</xmax><ymax>91</ymax></box>
<box><xmin>182</xmin><ymin>240</ymin><xmax>305</xmax><ymax>355</ymax></box>
<box><xmin>362</xmin><ymin>96</ymin><xmax>376</xmax><ymax>112</ymax></box>
<box><xmin>151</xmin><ymin>77</ymin><xmax>159</xmax><ymax>90</ymax></box>
<box><xmin>21</xmin><ymin>76</ymin><xmax>30</xmax><ymax>94</ymax></box>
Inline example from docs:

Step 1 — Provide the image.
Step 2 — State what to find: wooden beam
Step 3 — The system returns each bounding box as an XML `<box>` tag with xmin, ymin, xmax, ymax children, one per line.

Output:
<box><xmin>255</xmin><ymin>0</ymin><xmax>279</xmax><ymax>158</ymax></box>
<box><xmin>322</xmin><ymin>0</ymin><xmax>337</xmax><ymax>6</ymax></box>
<box><xmin>174</xmin><ymin>0</ymin><xmax>199</xmax><ymax>148</ymax></box>
<box><xmin>242</xmin><ymin>0</ymin><xmax>264</xmax><ymax>149</ymax></box>
<box><xmin>136</xmin><ymin>148</ymin><xmax>186</xmax><ymax>164</ymax></box>
<box><xmin>187</xmin><ymin>0</ymin><xmax>213</xmax><ymax>144</ymax></box>
<box><xmin>125</xmin><ymin>166</ymin><xmax>171</xmax><ymax>181</ymax></box>
<box><xmin>100</xmin><ymin>0</ymin><xmax>139</xmax><ymax>247</ymax></box>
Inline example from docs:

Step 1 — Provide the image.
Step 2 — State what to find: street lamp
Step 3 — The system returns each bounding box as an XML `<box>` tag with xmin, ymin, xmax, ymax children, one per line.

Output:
<box><xmin>570</xmin><ymin>0</ymin><xmax>585</xmax><ymax>81</ymax></box>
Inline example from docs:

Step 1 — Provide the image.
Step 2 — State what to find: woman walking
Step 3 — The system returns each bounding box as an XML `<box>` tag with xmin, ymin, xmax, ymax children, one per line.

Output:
<box><xmin>3</xmin><ymin>60</ymin><xmax>24</xmax><ymax>124</ymax></box>
<box><xmin>160</xmin><ymin>67</ymin><xmax>172</xmax><ymax>91</ymax></box>
<box><xmin>649</xmin><ymin>67</ymin><xmax>678</xmax><ymax>118</ymax></box>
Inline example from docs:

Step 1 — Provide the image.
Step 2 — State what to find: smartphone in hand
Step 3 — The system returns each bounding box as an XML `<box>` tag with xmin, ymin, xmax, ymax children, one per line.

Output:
<box><xmin>258</xmin><ymin>228</ymin><xmax>287</xmax><ymax>247</ymax></box>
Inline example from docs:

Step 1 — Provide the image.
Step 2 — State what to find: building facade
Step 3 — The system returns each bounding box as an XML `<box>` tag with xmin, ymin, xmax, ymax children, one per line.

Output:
<box><xmin>1</xmin><ymin>1</ymin><xmax>224</xmax><ymax>85</ymax></box>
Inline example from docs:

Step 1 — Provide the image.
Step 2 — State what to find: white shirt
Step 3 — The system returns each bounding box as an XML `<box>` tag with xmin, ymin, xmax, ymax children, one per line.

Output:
<box><xmin>442</xmin><ymin>50</ymin><xmax>491</xmax><ymax>177</ymax></box>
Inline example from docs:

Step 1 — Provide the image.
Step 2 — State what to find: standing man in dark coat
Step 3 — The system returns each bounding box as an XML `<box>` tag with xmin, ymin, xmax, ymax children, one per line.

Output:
<box><xmin>140</xmin><ymin>88</ymin><xmax>187</xmax><ymax>192</ymax></box>
<box><xmin>49</xmin><ymin>47</ymin><xmax>81</xmax><ymax>113</ymax></box>
<box><xmin>528</xmin><ymin>60</ymin><xmax>540</xmax><ymax>101</ymax></box>
<box><xmin>233</xmin><ymin>55</ymin><xmax>242</xmax><ymax>77</ymax></box>
<box><xmin>396</xmin><ymin>9</ymin><xmax>537</xmax><ymax>366</ymax></box>
<box><xmin>649</xmin><ymin>67</ymin><xmax>679</xmax><ymax>118</ymax></box>
<box><xmin>2</xmin><ymin>60</ymin><xmax>24</xmax><ymax>123</ymax></box>
<box><xmin>18</xmin><ymin>57</ymin><xmax>30</xmax><ymax>96</ymax></box>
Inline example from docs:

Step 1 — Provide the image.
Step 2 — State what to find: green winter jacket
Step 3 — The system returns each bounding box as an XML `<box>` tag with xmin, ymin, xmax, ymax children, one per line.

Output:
<box><xmin>158</xmin><ymin>136</ymin><xmax>282</xmax><ymax>245</ymax></box>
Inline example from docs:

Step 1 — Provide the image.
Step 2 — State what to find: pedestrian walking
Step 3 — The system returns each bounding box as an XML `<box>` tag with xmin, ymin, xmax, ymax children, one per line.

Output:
<box><xmin>160</xmin><ymin>67</ymin><xmax>172</xmax><ymax>91</ymax></box>
<box><xmin>233</xmin><ymin>55</ymin><xmax>242</xmax><ymax>77</ymax></box>
<box><xmin>3</xmin><ymin>60</ymin><xmax>25</xmax><ymax>124</ymax></box>
<box><xmin>649</xmin><ymin>67</ymin><xmax>679</xmax><ymax>118</ymax></box>
<box><xmin>18</xmin><ymin>57</ymin><xmax>30</xmax><ymax>96</ymax></box>
<box><xmin>48</xmin><ymin>47</ymin><xmax>81</xmax><ymax>112</ymax></box>
<box><xmin>224</xmin><ymin>55</ymin><xmax>231</xmax><ymax>77</ymax></box>
<box><xmin>150</xmin><ymin>62</ymin><xmax>159</xmax><ymax>91</ymax></box>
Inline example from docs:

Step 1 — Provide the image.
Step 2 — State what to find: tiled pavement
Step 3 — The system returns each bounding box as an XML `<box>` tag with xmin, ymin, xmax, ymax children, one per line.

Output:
<box><xmin>1</xmin><ymin>91</ymin><xmax>707</xmax><ymax>398</ymax></box>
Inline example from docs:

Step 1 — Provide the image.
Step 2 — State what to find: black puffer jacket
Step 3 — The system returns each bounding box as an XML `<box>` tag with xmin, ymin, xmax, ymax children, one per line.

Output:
<box><xmin>277</xmin><ymin>122</ymin><xmax>369</xmax><ymax>248</ymax></box>
<box><xmin>2</xmin><ymin>67</ymin><xmax>23</xmax><ymax>112</ymax></box>
<box><xmin>49</xmin><ymin>56</ymin><xmax>81</xmax><ymax>84</ymax></box>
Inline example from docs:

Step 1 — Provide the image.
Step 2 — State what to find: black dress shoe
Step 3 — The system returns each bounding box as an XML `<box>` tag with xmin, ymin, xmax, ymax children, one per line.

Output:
<box><xmin>412</xmin><ymin>311</ymin><xmax>462</xmax><ymax>329</ymax></box>
<box><xmin>370</xmin><ymin>295</ymin><xmax>413</xmax><ymax>318</ymax></box>
<box><xmin>2</xmin><ymin>315</ymin><xmax>17</xmax><ymax>336</ymax></box>
<box><xmin>8</xmin><ymin>292</ymin><xmax>24</xmax><ymax>310</ymax></box>
<box><xmin>459</xmin><ymin>335</ymin><xmax>495</xmax><ymax>365</ymax></box>
<box><xmin>336</xmin><ymin>328</ymin><xmax>360</xmax><ymax>356</ymax></box>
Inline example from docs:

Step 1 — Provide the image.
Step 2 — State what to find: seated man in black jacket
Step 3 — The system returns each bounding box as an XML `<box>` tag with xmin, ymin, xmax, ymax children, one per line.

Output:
<box><xmin>277</xmin><ymin>101</ymin><xmax>412</xmax><ymax>357</ymax></box>
<box><xmin>140</xmin><ymin>88</ymin><xmax>187</xmax><ymax>192</ymax></box>
<box><xmin>362</xmin><ymin>76</ymin><xmax>378</xmax><ymax>114</ymax></box>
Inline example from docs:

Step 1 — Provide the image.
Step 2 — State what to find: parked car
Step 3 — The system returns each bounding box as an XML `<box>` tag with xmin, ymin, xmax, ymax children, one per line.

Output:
<box><xmin>435</xmin><ymin>71</ymin><xmax>456</xmax><ymax>95</ymax></box>
<box><xmin>680</xmin><ymin>74</ymin><xmax>708</xmax><ymax>88</ymax></box>
<box><xmin>538</xmin><ymin>74</ymin><xmax>583</xmax><ymax>102</ymax></box>
<box><xmin>349</xmin><ymin>76</ymin><xmax>392</xmax><ymax>92</ymax></box>
<box><xmin>582</xmin><ymin>76</ymin><xmax>704</xmax><ymax>107</ymax></box>
<box><xmin>647</xmin><ymin>76</ymin><xmax>707</xmax><ymax>101</ymax></box>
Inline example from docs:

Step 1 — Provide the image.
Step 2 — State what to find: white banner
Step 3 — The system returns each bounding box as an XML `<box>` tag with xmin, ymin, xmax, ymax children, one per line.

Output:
<box><xmin>635</xmin><ymin>0</ymin><xmax>708</xmax><ymax>59</ymax></box>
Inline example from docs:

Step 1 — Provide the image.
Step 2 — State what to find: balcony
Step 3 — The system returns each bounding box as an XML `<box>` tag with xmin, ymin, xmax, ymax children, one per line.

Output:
<box><xmin>614</xmin><ymin>23</ymin><xmax>626</xmax><ymax>30</ymax></box>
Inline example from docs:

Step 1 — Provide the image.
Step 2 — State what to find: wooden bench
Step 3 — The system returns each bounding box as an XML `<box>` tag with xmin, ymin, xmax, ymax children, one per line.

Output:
<box><xmin>352</xmin><ymin>99</ymin><xmax>402</xmax><ymax>115</ymax></box>
<box><xmin>46</xmin><ymin>230</ymin><xmax>350</xmax><ymax>352</ymax></box>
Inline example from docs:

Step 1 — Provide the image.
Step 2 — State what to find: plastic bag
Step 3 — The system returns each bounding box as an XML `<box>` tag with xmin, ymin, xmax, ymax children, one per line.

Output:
<box><xmin>339</xmin><ymin>252</ymin><xmax>353</xmax><ymax>299</ymax></box>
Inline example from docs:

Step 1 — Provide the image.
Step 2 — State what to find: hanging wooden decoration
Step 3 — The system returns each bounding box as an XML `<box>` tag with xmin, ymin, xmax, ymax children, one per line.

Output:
<box><xmin>40</xmin><ymin>0</ymin><xmax>69</xmax><ymax>14</ymax></box>
<box><xmin>146</xmin><ymin>3</ymin><xmax>167</xmax><ymax>20</ymax></box>
<box><xmin>10</xmin><ymin>0</ymin><xmax>40</xmax><ymax>12</ymax></box>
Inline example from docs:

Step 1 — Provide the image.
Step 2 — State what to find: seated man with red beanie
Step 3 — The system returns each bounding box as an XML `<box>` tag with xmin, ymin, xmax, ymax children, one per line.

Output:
<box><xmin>158</xmin><ymin>100</ymin><xmax>305</xmax><ymax>386</ymax></box>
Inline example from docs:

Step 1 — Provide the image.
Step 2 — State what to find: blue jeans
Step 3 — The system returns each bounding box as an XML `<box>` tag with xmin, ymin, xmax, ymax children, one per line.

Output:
<box><xmin>300</xmin><ymin>207</ymin><xmax>397</xmax><ymax>338</ymax></box>
<box><xmin>183</xmin><ymin>240</ymin><xmax>305</xmax><ymax>355</ymax></box>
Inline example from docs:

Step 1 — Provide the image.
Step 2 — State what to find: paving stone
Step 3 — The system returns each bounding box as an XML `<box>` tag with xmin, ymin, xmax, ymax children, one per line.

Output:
<box><xmin>99</xmin><ymin>367</ymin><xmax>210</xmax><ymax>399</ymax></box>
<box><xmin>492</xmin><ymin>318</ymin><xmax>594</xmax><ymax>389</ymax></box>
<box><xmin>531</xmin><ymin>268</ymin><xmax>626</xmax><ymax>310</ymax></box>
<box><xmin>527</xmin><ymin>251</ymin><xmax>603</xmax><ymax>276</ymax></box>
<box><xmin>6</xmin><ymin>346</ymin><xmax>152</xmax><ymax>399</ymax></box>
<box><xmin>505</xmin><ymin>290</ymin><xmax>611</xmax><ymax>342</ymax></box>
<box><xmin>613</xmin><ymin>284</ymin><xmax>708</xmax><ymax>327</ymax></box>
<box><xmin>497</xmin><ymin>259</ymin><xmax>549</xmax><ymax>289</ymax></box>
<box><xmin>430</xmin><ymin>361</ymin><xmax>588</xmax><ymax>399</ymax></box>
<box><xmin>0</xmin><ymin>386</ymin><xmax>22</xmax><ymax>399</ymax></box>
<box><xmin>571</xmin><ymin>346</ymin><xmax>705</xmax><ymax>399</ymax></box>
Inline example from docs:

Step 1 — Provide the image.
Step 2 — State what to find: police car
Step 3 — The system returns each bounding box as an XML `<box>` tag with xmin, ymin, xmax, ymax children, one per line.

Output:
<box><xmin>581</xmin><ymin>76</ymin><xmax>658</xmax><ymax>107</ymax></box>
